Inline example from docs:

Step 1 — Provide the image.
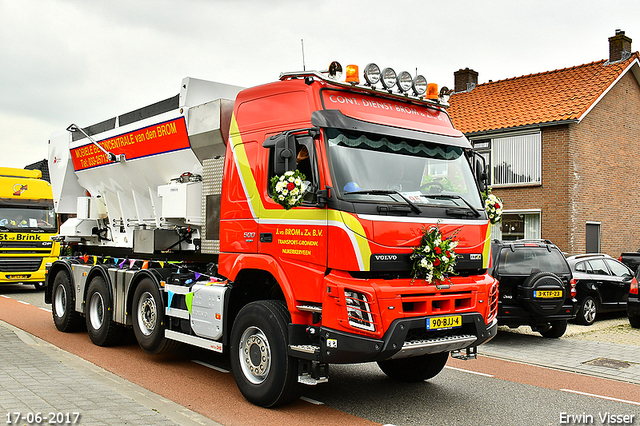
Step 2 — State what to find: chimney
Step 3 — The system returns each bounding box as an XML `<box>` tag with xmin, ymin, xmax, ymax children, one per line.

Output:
<box><xmin>608</xmin><ymin>29</ymin><xmax>632</xmax><ymax>62</ymax></box>
<box><xmin>454</xmin><ymin>68</ymin><xmax>478</xmax><ymax>93</ymax></box>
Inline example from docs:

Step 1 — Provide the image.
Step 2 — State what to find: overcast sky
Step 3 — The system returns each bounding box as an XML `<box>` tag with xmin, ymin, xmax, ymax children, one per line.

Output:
<box><xmin>1</xmin><ymin>0</ymin><xmax>639</xmax><ymax>169</ymax></box>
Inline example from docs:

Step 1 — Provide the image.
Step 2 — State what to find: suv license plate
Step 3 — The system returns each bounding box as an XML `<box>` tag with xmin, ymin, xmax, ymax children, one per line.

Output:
<box><xmin>534</xmin><ymin>290</ymin><xmax>562</xmax><ymax>298</ymax></box>
<box><xmin>427</xmin><ymin>315</ymin><xmax>462</xmax><ymax>330</ymax></box>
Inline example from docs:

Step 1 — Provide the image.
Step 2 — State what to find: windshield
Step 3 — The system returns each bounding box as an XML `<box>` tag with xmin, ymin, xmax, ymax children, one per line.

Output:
<box><xmin>325</xmin><ymin>128</ymin><xmax>483</xmax><ymax>209</ymax></box>
<box><xmin>0</xmin><ymin>205</ymin><xmax>58</xmax><ymax>232</ymax></box>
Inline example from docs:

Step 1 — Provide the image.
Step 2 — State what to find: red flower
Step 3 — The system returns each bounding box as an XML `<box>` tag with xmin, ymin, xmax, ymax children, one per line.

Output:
<box><xmin>434</xmin><ymin>247</ymin><xmax>442</xmax><ymax>255</ymax></box>
<box><xmin>287</xmin><ymin>182</ymin><xmax>295</xmax><ymax>191</ymax></box>
<box><xmin>495</xmin><ymin>203</ymin><xmax>501</xmax><ymax>209</ymax></box>
<box><xmin>433</xmin><ymin>259</ymin><xmax>441</xmax><ymax>266</ymax></box>
<box><xmin>445</xmin><ymin>251</ymin><xmax>450</xmax><ymax>257</ymax></box>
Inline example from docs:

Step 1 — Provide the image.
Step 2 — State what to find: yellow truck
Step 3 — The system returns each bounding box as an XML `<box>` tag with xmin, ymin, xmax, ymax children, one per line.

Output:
<box><xmin>0</xmin><ymin>167</ymin><xmax>59</xmax><ymax>289</ymax></box>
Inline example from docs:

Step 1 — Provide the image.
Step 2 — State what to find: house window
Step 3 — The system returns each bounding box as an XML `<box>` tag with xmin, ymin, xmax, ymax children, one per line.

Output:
<box><xmin>492</xmin><ymin>133</ymin><xmax>541</xmax><ymax>185</ymax></box>
<box><xmin>491</xmin><ymin>211</ymin><xmax>541</xmax><ymax>241</ymax></box>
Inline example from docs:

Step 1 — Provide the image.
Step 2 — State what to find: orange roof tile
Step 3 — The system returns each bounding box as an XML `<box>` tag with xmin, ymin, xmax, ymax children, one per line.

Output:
<box><xmin>448</xmin><ymin>53</ymin><xmax>640</xmax><ymax>134</ymax></box>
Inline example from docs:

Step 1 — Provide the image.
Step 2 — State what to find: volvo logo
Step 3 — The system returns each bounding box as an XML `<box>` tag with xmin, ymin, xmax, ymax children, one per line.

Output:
<box><xmin>374</xmin><ymin>254</ymin><xmax>398</xmax><ymax>261</ymax></box>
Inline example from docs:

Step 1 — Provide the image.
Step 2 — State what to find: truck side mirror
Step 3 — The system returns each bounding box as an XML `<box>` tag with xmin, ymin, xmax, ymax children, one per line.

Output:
<box><xmin>474</xmin><ymin>158</ymin><xmax>488</xmax><ymax>193</ymax></box>
<box><xmin>273</xmin><ymin>133</ymin><xmax>296</xmax><ymax>175</ymax></box>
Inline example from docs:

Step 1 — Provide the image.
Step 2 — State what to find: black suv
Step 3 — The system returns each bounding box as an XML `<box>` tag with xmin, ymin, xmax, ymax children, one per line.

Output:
<box><xmin>489</xmin><ymin>240</ymin><xmax>577</xmax><ymax>338</ymax></box>
<box><xmin>566</xmin><ymin>254</ymin><xmax>634</xmax><ymax>325</ymax></box>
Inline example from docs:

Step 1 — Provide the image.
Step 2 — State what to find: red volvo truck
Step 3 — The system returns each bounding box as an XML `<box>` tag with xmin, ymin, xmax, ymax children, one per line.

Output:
<box><xmin>46</xmin><ymin>62</ymin><xmax>498</xmax><ymax>407</ymax></box>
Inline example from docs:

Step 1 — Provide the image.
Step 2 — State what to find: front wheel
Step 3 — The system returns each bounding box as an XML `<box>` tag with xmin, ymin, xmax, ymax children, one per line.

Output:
<box><xmin>540</xmin><ymin>320</ymin><xmax>568</xmax><ymax>338</ymax></box>
<box><xmin>229</xmin><ymin>300</ymin><xmax>300</xmax><ymax>407</ymax></box>
<box><xmin>86</xmin><ymin>276</ymin><xmax>122</xmax><ymax>346</ymax></box>
<box><xmin>576</xmin><ymin>296</ymin><xmax>597</xmax><ymax>325</ymax></box>
<box><xmin>377</xmin><ymin>352</ymin><xmax>449</xmax><ymax>382</ymax></box>
<box><xmin>51</xmin><ymin>270</ymin><xmax>83</xmax><ymax>332</ymax></box>
<box><xmin>132</xmin><ymin>278</ymin><xmax>179</xmax><ymax>354</ymax></box>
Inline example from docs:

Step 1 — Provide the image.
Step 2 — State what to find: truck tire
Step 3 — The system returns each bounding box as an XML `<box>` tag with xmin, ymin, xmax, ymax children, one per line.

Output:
<box><xmin>86</xmin><ymin>276</ymin><xmax>122</xmax><ymax>346</ymax></box>
<box><xmin>132</xmin><ymin>278</ymin><xmax>179</xmax><ymax>354</ymax></box>
<box><xmin>229</xmin><ymin>300</ymin><xmax>300</xmax><ymax>407</ymax></box>
<box><xmin>51</xmin><ymin>270</ymin><xmax>83</xmax><ymax>332</ymax></box>
<box><xmin>377</xmin><ymin>352</ymin><xmax>449</xmax><ymax>382</ymax></box>
<box><xmin>575</xmin><ymin>296</ymin><xmax>597</xmax><ymax>325</ymax></box>
<box><xmin>518</xmin><ymin>271</ymin><xmax>565</xmax><ymax>316</ymax></box>
<box><xmin>539</xmin><ymin>320</ymin><xmax>567</xmax><ymax>338</ymax></box>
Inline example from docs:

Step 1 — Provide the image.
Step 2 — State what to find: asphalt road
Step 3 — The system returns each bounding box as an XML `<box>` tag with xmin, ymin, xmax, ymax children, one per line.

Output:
<box><xmin>2</xmin><ymin>283</ymin><xmax>639</xmax><ymax>426</ymax></box>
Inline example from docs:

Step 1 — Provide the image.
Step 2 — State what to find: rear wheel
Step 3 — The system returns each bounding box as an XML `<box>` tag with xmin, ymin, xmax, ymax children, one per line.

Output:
<box><xmin>86</xmin><ymin>276</ymin><xmax>122</xmax><ymax>346</ymax></box>
<box><xmin>377</xmin><ymin>352</ymin><xmax>449</xmax><ymax>382</ymax></box>
<box><xmin>576</xmin><ymin>296</ymin><xmax>597</xmax><ymax>325</ymax></box>
<box><xmin>229</xmin><ymin>300</ymin><xmax>300</xmax><ymax>407</ymax></box>
<box><xmin>51</xmin><ymin>270</ymin><xmax>83</xmax><ymax>332</ymax></box>
<box><xmin>540</xmin><ymin>320</ymin><xmax>567</xmax><ymax>338</ymax></box>
<box><xmin>132</xmin><ymin>278</ymin><xmax>179</xmax><ymax>354</ymax></box>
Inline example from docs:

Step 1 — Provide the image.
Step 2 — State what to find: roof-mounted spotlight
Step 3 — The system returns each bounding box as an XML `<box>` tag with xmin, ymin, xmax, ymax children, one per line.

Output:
<box><xmin>413</xmin><ymin>75</ymin><xmax>427</xmax><ymax>96</ymax></box>
<box><xmin>363</xmin><ymin>63</ymin><xmax>381</xmax><ymax>86</ymax></box>
<box><xmin>396</xmin><ymin>71</ymin><xmax>413</xmax><ymax>93</ymax></box>
<box><xmin>327</xmin><ymin>61</ymin><xmax>343</xmax><ymax>80</ymax></box>
<box><xmin>439</xmin><ymin>86</ymin><xmax>452</xmax><ymax>103</ymax></box>
<box><xmin>380</xmin><ymin>67</ymin><xmax>397</xmax><ymax>91</ymax></box>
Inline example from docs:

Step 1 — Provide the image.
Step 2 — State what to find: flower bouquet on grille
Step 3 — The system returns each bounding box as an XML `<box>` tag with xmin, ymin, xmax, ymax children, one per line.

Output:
<box><xmin>410</xmin><ymin>224</ymin><xmax>459</xmax><ymax>287</ymax></box>
<box><xmin>270</xmin><ymin>170</ymin><xmax>308</xmax><ymax>210</ymax></box>
<box><xmin>482</xmin><ymin>188</ymin><xmax>503</xmax><ymax>225</ymax></box>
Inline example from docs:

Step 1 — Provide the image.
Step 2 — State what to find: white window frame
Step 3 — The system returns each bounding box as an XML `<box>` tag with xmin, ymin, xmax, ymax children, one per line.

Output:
<box><xmin>475</xmin><ymin>131</ymin><xmax>542</xmax><ymax>187</ymax></box>
<box><xmin>491</xmin><ymin>209</ymin><xmax>541</xmax><ymax>241</ymax></box>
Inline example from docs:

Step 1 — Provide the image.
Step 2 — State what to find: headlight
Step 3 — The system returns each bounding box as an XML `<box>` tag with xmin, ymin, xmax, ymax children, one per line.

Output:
<box><xmin>344</xmin><ymin>289</ymin><xmax>375</xmax><ymax>332</ymax></box>
<box><xmin>413</xmin><ymin>75</ymin><xmax>427</xmax><ymax>96</ymax></box>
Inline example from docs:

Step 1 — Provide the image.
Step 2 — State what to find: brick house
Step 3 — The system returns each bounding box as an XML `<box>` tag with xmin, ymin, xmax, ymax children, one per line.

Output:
<box><xmin>447</xmin><ymin>30</ymin><xmax>640</xmax><ymax>256</ymax></box>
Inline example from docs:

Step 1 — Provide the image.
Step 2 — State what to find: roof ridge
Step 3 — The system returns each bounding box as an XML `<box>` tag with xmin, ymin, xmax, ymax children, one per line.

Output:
<box><xmin>476</xmin><ymin>52</ymin><xmax>639</xmax><ymax>87</ymax></box>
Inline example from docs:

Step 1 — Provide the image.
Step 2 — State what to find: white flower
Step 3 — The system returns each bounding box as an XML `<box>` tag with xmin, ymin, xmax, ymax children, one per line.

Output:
<box><xmin>295</xmin><ymin>178</ymin><xmax>302</xmax><ymax>185</ymax></box>
<box><xmin>449</xmin><ymin>240</ymin><xmax>459</xmax><ymax>248</ymax></box>
<box><xmin>284</xmin><ymin>171</ymin><xmax>294</xmax><ymax>176</ymax></box>
<box><xmin>278</xmin><ymin>195</ymin><xmax>284</xmax><ymax>201</ymax></box>
<box><xmin>282</xmin><ymin>189</ymin><xmax>288</xmax><ymax>196</ymax></box>
<box><xmin>420</xmin><ymin>258</ymin><xmax>430</xmax><ymax>268</ymax></box>
<box><xmin>291</xmin><ymin>188</ymin><xmax>299</xmax><ymax>195</ymax></box>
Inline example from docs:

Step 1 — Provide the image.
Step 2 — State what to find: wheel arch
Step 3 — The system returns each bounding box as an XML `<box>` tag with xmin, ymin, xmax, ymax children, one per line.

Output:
<box><xmin>45</xmin><ymin>260</ymin><xmax>75</xmax><ymax>304</ymax></box>
<box><xmin>83</xmin><ymin>265</ymin><xmax>113</xmax><ymax>309</ymax></box>
<box><xmin>220</xmin><ymin>254</ymin><xmax>294</xmax><ymax>348</ymax></box>
<box><xmin>125</xmin><ymin>269</ymin><xmax>166</xmax><ymax>324</ymax></box>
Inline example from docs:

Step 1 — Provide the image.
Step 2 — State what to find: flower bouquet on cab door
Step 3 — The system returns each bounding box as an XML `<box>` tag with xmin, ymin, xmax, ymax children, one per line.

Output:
<box><xmin>270</xmin><ymin>170</ymin><xmax>308</xmax><ymax>210</ymax></box>
<box><xmin>410</xmin><ymin>224</ymin><xmax>459</xmax><ymax>288</ymax></box>
<box><xmin>482</xmin><ymin>188</ymin><xmax>503</xmax><ymax>225</ymax></box>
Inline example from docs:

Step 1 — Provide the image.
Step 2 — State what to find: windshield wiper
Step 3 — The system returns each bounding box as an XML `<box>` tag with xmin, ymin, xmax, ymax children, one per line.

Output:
<box><xmin>345</xmin><ymin>189</ymin><xmax>422</xmax><ymax>214</ymax></box>
<box><xmin>420</xmin><ymin>194</ymin><xmax>481</xmax><ymax>217</ymax></box>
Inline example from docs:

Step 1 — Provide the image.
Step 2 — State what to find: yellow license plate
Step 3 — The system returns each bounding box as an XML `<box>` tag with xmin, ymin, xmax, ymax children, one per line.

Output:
<box><xmin>534</xmin><ymin>290</ymin><xmax>562</xmax><ymax>298</ymax></box>
<box><xmin>7</xmin><ymin>275</ymin><xmax>30</xmax><ymax>279</ymax></box>
<box><xmin>427</xmin><ymin>315</ymin><xmax>462</xmax><ymax>330</ymax></box>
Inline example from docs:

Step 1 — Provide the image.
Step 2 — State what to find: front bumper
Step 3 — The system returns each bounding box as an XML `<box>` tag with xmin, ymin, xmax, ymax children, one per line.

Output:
<box><xmin>628</xmin><ymin>295</ymin><xmax>640</xmax><ymax>318</ymax></box>
<box><xmin>291</xmin><ymin>312</ymin><xmax>497</xmax><ymax>364</ymax></box>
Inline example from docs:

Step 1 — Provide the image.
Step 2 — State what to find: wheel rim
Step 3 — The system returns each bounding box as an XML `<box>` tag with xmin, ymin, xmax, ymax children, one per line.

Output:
<box><xmin>137</xmin><ymin>291</ymin><xmax>157</xmax><ymax>336</ymax></box>
<box><xmin>583</xmin><ymin>299</ymin><xmax>596</xmax><ymax>323</ymax></box>
<box><xmin>53</xmin><ymin>284</ymin><xmax>67</xmax><ymax>319</ymax></box>
<box><xmin>238</xmin><ymin>326</ymin><xmax>271</xmax><ymax>384</ymax></box>
<box><xmin>88</xmin><ymin>292</ymin><xmax>105</xmax><ymax>330</ymax></box>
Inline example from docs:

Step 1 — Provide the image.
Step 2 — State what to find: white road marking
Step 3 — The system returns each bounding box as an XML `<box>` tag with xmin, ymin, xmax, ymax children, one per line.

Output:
<box><xmin>445</xmin><ymin>366</ymin><xmax>494</xmax><ymax>377</ymax></box>
<box><xmin>560</xmin><ymin>389</ymin><xmax>640</xmax><ymax>406</ymax></box>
